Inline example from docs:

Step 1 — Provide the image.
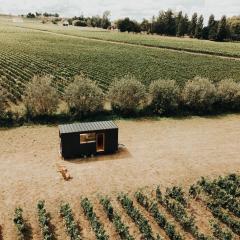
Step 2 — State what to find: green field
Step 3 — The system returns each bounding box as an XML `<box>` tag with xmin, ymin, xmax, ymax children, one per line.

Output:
<box><xmin>16</xmin><ymin>21</ymin><xmax>240</xmax><ymax>58</ymax></box>
<box><xmin>0</xmin><ymin>17</ymin><xmax>240</xmax><ymax>102</ymax></box>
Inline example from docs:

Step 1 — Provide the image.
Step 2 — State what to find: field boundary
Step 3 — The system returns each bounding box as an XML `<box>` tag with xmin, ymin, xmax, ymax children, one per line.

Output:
<box><xmin>15</xmin><ymin>25</ymin><xmax>240</xmax><ymax>61</ymax></box>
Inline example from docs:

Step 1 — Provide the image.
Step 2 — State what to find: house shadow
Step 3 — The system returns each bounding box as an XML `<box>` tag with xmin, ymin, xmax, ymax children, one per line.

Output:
<box><xmin>67</xmin><ymin>146</ymin><xmax>132</xmax><ymax>164</ymax></box>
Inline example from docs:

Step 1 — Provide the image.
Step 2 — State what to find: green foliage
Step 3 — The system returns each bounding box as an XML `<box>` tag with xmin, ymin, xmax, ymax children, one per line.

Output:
<box><xmin>182</xmin><ymin>77</ymin><xmax>216</xmax><ymax>113</ymax></box>
<box><xmin>81</xmin><ymin>198</ymin><xmax>109</xmax><ymax>240</ymax></box>
<box><xmin>210</xmin><ymin>221</ymin><xmax>233</xmax><ymax>240</ymax></box>
<box><xmin>37</xmin><ymin>200</ymin><xmax>53</xmax><ymax>240</ymax></box>
<box><xmin>217</xmin><ymin>16</ymin><xmax>228</xmax><ymax>41</ymax></box>
<box><xmin>165</xmin><ymin>186</ymin><xmax>187</xmax><ymax>206</ymax></box>
<box><xmin>189</xmin><ymin>184</ymin><xmax>201</xmax><ymax>199</ymax></box>
<box><xmin>117</xmin><ymin>18</ymin><xmax>141</xmax><ymax>33</ymax></box>
<box><xmin>108</xmin><ymin>75</ymin><xmax>147</xmax><ymax>114</ymax></box>
<box><xmin>117</xmin><ymin>193</ymin><xmax>155</xmax><ymax>240</ymax></box>
<box><xmin>149</xmin><ymin>79</ymin><xmax>180</xmax><ymax>114</ymax></box>
<box><xmin>65</xmin><ymin>74</ymin><xmax>104</xmax><ymax>116</ymax></box>
<box><xmin>135</xmin><ymin>191</ymin><xmax>182</xmax><ymax>240</ymax></box>
<box><xmin>24</xmin><ymin>75</ymin><xmax>59</xmax><ymax>116</ymax></box>
<box><xmin>216</xmin><ymin>79</ymin><xmax>240</xmax><ymax>110</ymax></box>
<box><xmin>156</xmin><ymin>187</ymin><xmax>209</xmax><ymax>240</ymax></box>
<box><xmin>60</xmin><ymin>203</ymin><xmax>81</xmax><ymax>240</ymax></box>
<box><xmin>194</xmin><ymin>15</ymin><xmax>204</xmax><ymax>39</ymax></box>
<box><xmin>0</xmin><ymin>83</ymin><xmax>8</xmax><ymax>115</ymax></box>
<box><xmin>198</xmin><ymin>177</ymin><xmax>240</xmax><ymax>218</ymax></box>
<box><xmin>189</xmin><ymin>13</ymin><xmax>198</xmax><ymax>37</ymax></box>
<box><xmin>100</xmin><ymin>197</ymin><xmax>134</xmax><ymax>240</ymax></box>
<box><xmin>13</xmin><ymin>208</ymin><xmax>27</xmax><ymax>240</ymax></box>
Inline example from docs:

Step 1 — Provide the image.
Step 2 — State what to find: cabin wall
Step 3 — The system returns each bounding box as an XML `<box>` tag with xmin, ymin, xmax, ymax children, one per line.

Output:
<box><xmin>60</xmin><ymin>128</ymin><xmax>118</xmax><ymax>159</ymax></box>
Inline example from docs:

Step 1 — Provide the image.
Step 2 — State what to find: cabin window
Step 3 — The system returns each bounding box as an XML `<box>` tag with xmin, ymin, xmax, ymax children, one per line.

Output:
<box><xmin>80</xmin><ymin>133</ymin><xmax>96</xmax><ymax>144</ymax></box>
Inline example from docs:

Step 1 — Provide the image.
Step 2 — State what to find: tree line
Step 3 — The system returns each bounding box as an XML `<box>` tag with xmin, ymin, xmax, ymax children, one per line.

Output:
<box><xmin>116</xmin><ymin>10</ymin><xmax>240</xmax><ymax>41</ymax></box>
<box><xmin>1</xmin><ymin>74</ymin><xmax>240</xmax><ymax>126</ymax></box>
<box><xmin>24</xmin><ymin>9</ymin><xmax>239</xmax><ymax>41</ymax></box>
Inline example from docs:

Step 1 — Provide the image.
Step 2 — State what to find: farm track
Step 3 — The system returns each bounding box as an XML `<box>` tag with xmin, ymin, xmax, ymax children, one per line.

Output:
<box><xmin>15</xmin><ymin>25</ymin><xmax>240</xmax><ymax>61</ymax></box>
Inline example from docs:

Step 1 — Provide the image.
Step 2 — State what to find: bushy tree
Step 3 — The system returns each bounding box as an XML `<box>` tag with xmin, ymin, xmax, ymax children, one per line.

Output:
<box><xmin>65</xmin><ymin>75</ymin><xmax>104</xmax><ymax>116</ymax></box>
<box><xmin>149</xmin><ymin>79</ymin><xmax>180</xmax><ymax>114</ymax></box>
<box><xmin>24</xmin><ymin>75</ymin><xmax>59</xmax><ymax>116</ymax></box>
<box><xmin>0</xmin><ymin>85</ymin><xmax>8</xmax><ymax>116</ymax></box>
<box><xmin>108</xmin><ymin>75</ymin><xmax>147</xmax><ymax>114</ymax></box>
<box><xmin>101</xmin><ymin>10</ymin><xmax>111</xmax><ymax>29</ymax></box>
<box><xmin>182</xmin><ymin>77</ymin><xmax>216</xmax><ymax>113</ymax></box>
<box><xmin>73</xmin><ymin>20</ymin><xmax>87</xmax><ymax>27</ymax></box>
<box><xmin>117</xmin><ymin>18</ymin><xmax>141</xmax><ymax>33</ymax></box>
<box><xmin>216</xmin><ymin>79</ymin><xmax>240</xmax><ymax>110</ymax></box>
<box><xmin>140</xmin><ymin>19</ymin><xmax>151</xmax><ymax>32</ymax></box>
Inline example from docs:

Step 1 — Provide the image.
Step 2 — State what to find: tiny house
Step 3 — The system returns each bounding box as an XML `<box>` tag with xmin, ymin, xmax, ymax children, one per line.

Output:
<box><xmin>59</xmin><ymin>121</ymin><xmax>118</xmax><ymax>159</ymax></box>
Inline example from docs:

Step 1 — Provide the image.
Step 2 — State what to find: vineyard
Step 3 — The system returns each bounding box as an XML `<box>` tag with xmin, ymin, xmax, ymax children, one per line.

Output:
<box><xmin>6</xmin><ymin>174</ymin><xmax>240</xmax><ymax>239</ymax></box>
<box><xmin>14</xmin><ymin>21</ymin><xmax>240</xmax><ymax>58</ymax></box>
<box><xmin>0</xmin><ymin>17</ymin><xmax>240</xmax><ymax>103</ymax></box>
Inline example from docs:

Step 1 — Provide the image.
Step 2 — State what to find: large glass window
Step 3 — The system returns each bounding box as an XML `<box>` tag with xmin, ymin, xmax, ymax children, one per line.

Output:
<box><xmin>80</xmin><ymin>133</ymin><xmax>96</xmax><ymax>144</ymax></box>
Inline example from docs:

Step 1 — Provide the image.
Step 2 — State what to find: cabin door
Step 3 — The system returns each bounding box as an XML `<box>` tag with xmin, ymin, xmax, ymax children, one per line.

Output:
<box><xmin>96</xmin><ymin>133</ymin><xmax>105</xmax><ymax>152</ymax></box>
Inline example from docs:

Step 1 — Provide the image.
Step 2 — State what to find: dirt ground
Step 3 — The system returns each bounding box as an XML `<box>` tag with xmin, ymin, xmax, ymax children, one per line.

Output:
<box><xmin>0</xmin><ymin>114</ymin><xmax>240</xmax><ymax>239</ymax></box>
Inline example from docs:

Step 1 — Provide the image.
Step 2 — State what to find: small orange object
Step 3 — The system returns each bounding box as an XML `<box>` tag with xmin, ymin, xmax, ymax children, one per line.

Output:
<box><xmin>57</xmin><ymin>164</ymin><xmax>71</xmax><ymax>181</ymax></box>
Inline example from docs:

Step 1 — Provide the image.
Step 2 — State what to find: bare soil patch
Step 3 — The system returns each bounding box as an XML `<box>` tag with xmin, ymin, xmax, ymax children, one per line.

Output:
<box><xmin>1</xmin><ymin>115</ymin><xmax>240</xmax><ymax>239</ymax></box>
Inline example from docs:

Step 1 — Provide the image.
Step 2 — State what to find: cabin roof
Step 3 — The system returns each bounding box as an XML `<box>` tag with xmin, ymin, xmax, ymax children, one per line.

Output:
<box><xmin>59</xmin><ymin>121</ymin><xmax>118</xmax><ymax>134</ymax></box>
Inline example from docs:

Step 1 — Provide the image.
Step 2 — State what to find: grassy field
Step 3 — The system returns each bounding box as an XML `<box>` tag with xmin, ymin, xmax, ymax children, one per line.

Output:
<box><xmin>0</xmin><ymin>17</ymin><xmax>240</xmax><ymax>102</ymax></box>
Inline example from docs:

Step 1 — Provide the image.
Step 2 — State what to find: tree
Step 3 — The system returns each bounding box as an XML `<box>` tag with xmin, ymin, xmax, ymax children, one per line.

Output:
<box><xmin>217</xmin><ymin>15</ymin><xmax>228</xmax><ymax>41</ymax></box>
<box><xmin>189</xmin><ymin>13</ymin><xmax>198</xmax><ymax>37</ymax></box>
<box><xmin>182</xmin><ymin>14</ymin><xmax>190</xmax><ymax>35</ymax></box>
<box><xmin>152</xmin><ymin>12</ymin><xmax>166</xmax><ymax>35</ymax></box>
<box><xmin>164</xmin><ymin>9</ymin><xmax>176</xmax><ymax>36</ymax></box>
<box><xmin>182</xmin><ymin>76</ymin><xmax>216</xmax><ymax>113</ymax></box>
<box><xmin>108</xmin><ymin>75</ymin><xmax>147</xmax><ymax>114</ymax></box>
<box><xmin>140</xmin><ymin>19</ymin><xmax>151</xmax><ymax>32</ymax></box>
<box><xmin>176</xmin><ymin>11</ymin><xmax>185</xmax><ymax>37</ymax></box>
<box><xmin>117</xmin><ymin>18</ymin><xmax>141</xmax><ymax>33</ymax></box>
<box><xmin>65</xmin><ymin>75</ymin><xmax>104</xmax><ymax>116</ymax></box>
<box><xmin>227</xmin><ymin>16</ymin><xmax>240</xmax><ymax>40</ymax></box>
<box><xmin>208</xmin><ymin>14</ymin><xmax>218</xmax><ymax>40</ymax></box>
<box><xmin>26</xmin><ymin>12</ymin><xmax>35</xmax><ymax>18</ymax></box>
<box><xmin>101</xmin><ymin>10</ymin><xmax>111</xmax><ymax>29</ymax></box>
<box><xmin>24</xmin><ymin>75</ymin><xmax>59</xmax><ymax>116</ymax></box>
<box><xmin>149</xmin><ymin>79</ymin><xmax>180</xmax><ymax>114</ymax></box>
<box><xmin>216</xmin><ymin>79</ymin><xmax>240</xmax><ymax>110</ymax></box>
<box><xmin>194</xmin><ymin>15</ymin><xmax>204</xmax><ymax>39</ymax></box>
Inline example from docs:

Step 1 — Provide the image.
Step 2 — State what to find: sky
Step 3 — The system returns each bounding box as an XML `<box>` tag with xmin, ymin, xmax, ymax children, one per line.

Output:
<box><xmin>0</xmin><ymin>0</ymin><xmax>239</xmax><ymax>21</ymax></box>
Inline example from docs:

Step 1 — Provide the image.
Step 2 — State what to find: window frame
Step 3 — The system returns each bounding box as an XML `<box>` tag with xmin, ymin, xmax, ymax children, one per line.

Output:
<box><xmin>80</xmin><ymin>132</ymin><xmax>96</xmax><ymax>144</ymax></box>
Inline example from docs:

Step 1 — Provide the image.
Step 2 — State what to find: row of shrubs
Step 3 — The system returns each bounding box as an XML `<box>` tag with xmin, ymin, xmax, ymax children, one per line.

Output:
<box><xmin>1</xmin><ymin>74</ymin><xmax>240</xmax><ymax>121</ymax></box>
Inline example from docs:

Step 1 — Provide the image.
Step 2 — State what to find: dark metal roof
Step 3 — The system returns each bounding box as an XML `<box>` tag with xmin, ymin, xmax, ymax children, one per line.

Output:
<box><xmin>59</xmin><ymin>121</ymin><xmax>118</xmax><ymax>134</ymax></box>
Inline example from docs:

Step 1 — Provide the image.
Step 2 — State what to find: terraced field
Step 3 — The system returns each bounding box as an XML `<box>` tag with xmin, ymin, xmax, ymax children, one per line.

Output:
<box><xmin>7</xmin><ymin>174</ymin><xmax>240</xmax><ymax>239</ymax></box>
<box><xmin>0</xmin><ymin>17</ymin><xmax>240</xmax><ymax>103</ymax></box>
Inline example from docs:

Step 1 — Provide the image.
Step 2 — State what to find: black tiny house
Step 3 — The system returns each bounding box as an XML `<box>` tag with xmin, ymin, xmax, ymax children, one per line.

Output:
<box><xmin>59</xmin><ymin>121</ymin><xmax>118</xmax><ymax>159</ymax></box>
